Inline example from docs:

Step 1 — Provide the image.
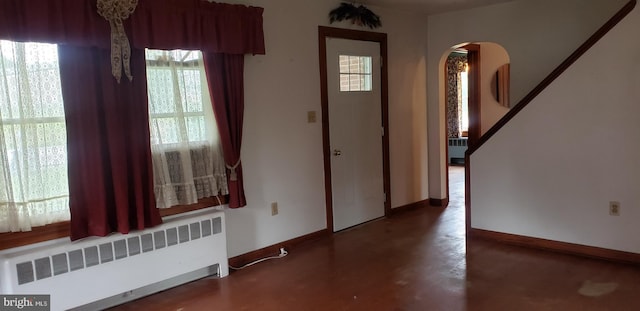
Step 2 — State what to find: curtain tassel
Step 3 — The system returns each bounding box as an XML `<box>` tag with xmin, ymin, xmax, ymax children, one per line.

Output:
<box><xmin>226</xmin><ymin>159</ymin><xmax>241</xmax><ymax>181</ymax></box>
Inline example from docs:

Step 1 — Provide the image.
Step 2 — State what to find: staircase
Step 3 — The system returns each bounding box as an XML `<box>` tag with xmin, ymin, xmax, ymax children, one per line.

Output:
<box><xmin>466</xmin><ymin>0</ymin><xmax>640</xmax><ymax>263</ymax></box>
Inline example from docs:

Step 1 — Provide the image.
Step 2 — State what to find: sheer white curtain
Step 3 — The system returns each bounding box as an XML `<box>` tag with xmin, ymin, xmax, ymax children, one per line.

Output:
<box><xmin>0</xmin><ymin>40</ymin><xmax>70</xmax><ymax>232</ymax></box>
<box><xmin>145</xmin><ymin>49</ymin><xmax>227</xmax><ymax>209</ymax></box>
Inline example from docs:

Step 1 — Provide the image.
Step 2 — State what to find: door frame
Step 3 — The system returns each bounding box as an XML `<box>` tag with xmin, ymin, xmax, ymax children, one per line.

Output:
<box><xmin>444</xmin><ymin>44</ymin><xmax>480</xmax><ymax>208</ymax></box>
<box><xmin>464</xmin><ymin>44</ymin><xmax>481</xmax><ymax>148</ymax></box>
<box><xmin>318</xmin><ymin>26</ymin><xmax>390</xmax><ymax>231</ymax></box>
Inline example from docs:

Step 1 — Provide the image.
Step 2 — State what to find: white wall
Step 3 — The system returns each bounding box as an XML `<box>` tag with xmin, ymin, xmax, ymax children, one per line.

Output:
<box><xmin>222</xmin><ymin>0</ymin><xmax>429</xmax><ymax>257</ymax></box>
<box><xmin>471</xmin><ymin>4</ymin><xmax>640</xmax><ymax>252</ymax></box>
<box><xmin>426</xmin><ymin>0</ymin><xmax>628</xmax><ymax>199</ymax></box>
<box><xmin>479</xmin><ymin>42</ymin><xmax>510</xmax><ymax>134</ymax></box>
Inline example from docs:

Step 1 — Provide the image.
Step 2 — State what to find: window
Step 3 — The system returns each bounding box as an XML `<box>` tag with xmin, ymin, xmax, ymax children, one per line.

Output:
<box><xmin>145</xmin><ymin>49</ymin><xmax>227</xmax><ymax>209</ymax></box>
<box><xmin>339</xmin><ymin>55</ymin><xmax>372</xmax><ymax>92</ymax></box>
<box><xmin>460</xmin><ymin>71</ymin><xmax>469</xmax><ymax>134</ymax></box>
<box><xmin>0</xmin><ymin>45</ymin><xmax>228</xmax><ymax>241</ymax></box>
<box><xmin>0</xmin><ymin>40</ymin><xmax>70</xmax><ymax>233</ymax></box>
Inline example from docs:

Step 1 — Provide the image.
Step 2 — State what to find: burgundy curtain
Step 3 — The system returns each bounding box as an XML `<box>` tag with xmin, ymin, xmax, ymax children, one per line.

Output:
<box><xmin>204</xmin><ymin>53</ymin><xmax>247</xmax><ymax>208</ymax></box>
<box><xmin>59</xmin><ymin>45</ymin><xmax>161</xmax><ymax>240</ymax></box>
<box><xmin>1</xmin><ymin>0</ymin><xmax>264</xmax><ymax>237</ymax></box>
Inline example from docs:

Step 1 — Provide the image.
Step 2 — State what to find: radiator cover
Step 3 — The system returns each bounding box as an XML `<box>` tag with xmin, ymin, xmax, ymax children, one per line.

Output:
<box><xmin>0</xmin><ymin>208</ymin><xmax>228</xmax><ymax>310</ymax></box>
<box><xmin>448</xmin><ymin>137</ymin><xmax>468</xmax><ymax>163</ymax></box>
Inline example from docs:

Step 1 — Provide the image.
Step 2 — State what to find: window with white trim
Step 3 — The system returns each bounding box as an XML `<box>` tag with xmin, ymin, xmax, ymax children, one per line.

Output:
<box><xmin>145</xmin><ymin>49</ymin><xmax>227</xmax><ymax>209</ymax></box>
<box><xmin>0</xmin><ymin>40</ymin><xmax>70</xmax><ymax>233</ymax></box>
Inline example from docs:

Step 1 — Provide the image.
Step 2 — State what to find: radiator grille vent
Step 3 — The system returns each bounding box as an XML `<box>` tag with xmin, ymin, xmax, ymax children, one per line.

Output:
<box><xmin>52</xmin><ymin>253</ymin><xmax>68</xmax><ymax>275</ymax></box>
<box><xmin>15</xmin><ymin>216</ymin><xmax>223</xmax><ymax>286</ymax></box>
<box><xmin>142</xmin><ymin>234</ymin><xmax>154</xmax><ymax>253</ymax></box>
<box><xmin>34</xmin><ymin>258</ymin><xmax>51</xmax><ymax>280</ymax></box>
<box><xmin>16</xmin><ymin>262</ymin><xmax>34</xmax><ymax>285</ymax></box>
<box><xmin>167</xmin><ymin>228</ymin><xmax>178</xmax><ymax>246</ymax></box>
<box><xmin>68</xmin><ymin>250</ymin><xmax>84</xmax><ymax>272</ymax></box>
<box><xmin>178</xmin><ymin>225</ymin><xmax>189</xmax><ymax>244</ymax></box>
<box><xmin>85</xmin><ymin>246</ymin><xmax>99</xmax><ymax>267</ymax></box>
<box><xmin>100</xmin><ymin>243</ymin><xmax>114</xmax><ymax>263</ymax></box>
<box><xmin>448</xmin><ymin>138</ymin><xmax>468</xmax><ymax>147</ymax></box>
<box><xmin>128</xmin><ymin>236</ymin><xmax>141</xmax><ymax>256</ymax></box>
<box><xmin>153</xmin><ymin>231</ymin><xmax>166</xmax><ymax>249</ymax></box>
<box><xmin>114</xmin><ymin>240</ymin><xmax>128</xmax><ymax>259</ymax></box>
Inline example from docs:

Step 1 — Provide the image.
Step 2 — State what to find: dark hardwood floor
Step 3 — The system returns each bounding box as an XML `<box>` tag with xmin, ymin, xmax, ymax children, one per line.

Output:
<box><xmin>110</xmin><ymin>166</ymin><xmax>640</xmax><ymax>310</ymax></box>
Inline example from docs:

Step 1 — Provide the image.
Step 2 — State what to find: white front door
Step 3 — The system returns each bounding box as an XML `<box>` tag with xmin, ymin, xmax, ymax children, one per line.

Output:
<box><xmin>326</xmin><ymin>38</ymin><xmax>384</xmax><ymax>232</ymax></box>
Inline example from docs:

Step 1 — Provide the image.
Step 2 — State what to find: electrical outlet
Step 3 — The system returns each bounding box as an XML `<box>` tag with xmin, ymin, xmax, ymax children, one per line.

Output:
<box><xmin>609</xmin><ymin>201</ymin><xmax>620</xmax><ymax>216</ymax></box>
<box><xmin>271</xmin><ymin>202</ymin><xmax>279</xmax><ymax>216</ymax></box>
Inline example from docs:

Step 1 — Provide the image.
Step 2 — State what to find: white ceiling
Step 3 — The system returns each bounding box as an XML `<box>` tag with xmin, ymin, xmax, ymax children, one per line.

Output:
<box><xmin>359</xmin><ymin>0</ymin><xmax>517</xmax><ymax>15</ymax></box>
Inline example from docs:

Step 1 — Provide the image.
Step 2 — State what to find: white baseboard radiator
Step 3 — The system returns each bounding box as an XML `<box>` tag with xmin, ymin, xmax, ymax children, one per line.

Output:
<box><xmin>0</xmin><ymin>208</ymin><xmax>228</xmax><ymax>311</ymax></box>
<box><xmin>448</xmin><ymin>137</ymin><xmax>468</xmax><ymax>164</ymax></box>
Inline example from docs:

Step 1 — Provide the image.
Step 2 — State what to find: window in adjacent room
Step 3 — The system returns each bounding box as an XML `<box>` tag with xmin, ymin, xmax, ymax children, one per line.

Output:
<box><xmin>145</xmin><ymin>49</ymin><xmax>227</xmax><ymax>210</ymax></box>
<box><xmin>339</xmin><ymin>55</ymin><xmax>372</xmax><ymax>92</ymax></box>
<box><xmin>460</xmin><ymin>69</ymin><xmax>469</xmax><ymax>135</ymax></box>
<box><xmin>0</xmin><ymin>40</ymin><xmax>70</xmax><ymax>233</ymax></box>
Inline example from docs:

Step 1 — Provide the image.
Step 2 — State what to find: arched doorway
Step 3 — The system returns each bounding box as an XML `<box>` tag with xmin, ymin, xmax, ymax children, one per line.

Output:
<box><xmin>439</xmin><ymin>42</ymin><xmax>510</xmax><ymax>206</ymax></box>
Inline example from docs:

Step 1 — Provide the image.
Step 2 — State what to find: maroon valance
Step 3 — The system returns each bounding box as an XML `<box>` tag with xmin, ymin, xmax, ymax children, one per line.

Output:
<box><xmin>131</xmin><ymin>1</ymin><xmax>265</xmax><ymax>54</ymax></box>
<box><xmin>0</xmin><ymin>0</ymin><xmax>265</xmax><ymax>55</ymax></box>
<box><xmin>0</xmin><ymin>0</ymin><xmax>109</xmax><ymax>47</ymax></box>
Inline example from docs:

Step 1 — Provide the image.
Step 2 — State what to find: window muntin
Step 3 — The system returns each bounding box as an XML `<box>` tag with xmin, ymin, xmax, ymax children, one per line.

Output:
<box><xmin>339</xmin><ymin>55</ymin><xmax>372</xmax><ymax>92</ymax></box>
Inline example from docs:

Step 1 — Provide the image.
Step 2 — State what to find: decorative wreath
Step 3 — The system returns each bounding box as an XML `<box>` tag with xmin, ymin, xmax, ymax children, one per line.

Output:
<box><xmin>97</xmin><ymin>0</ymin><xmax>138</xmax><ymax>83</ymax></box>
<box><xmin>329</xmin><ymin>2</ymin><xmax>382</xmax><ymax>29</ymax></box>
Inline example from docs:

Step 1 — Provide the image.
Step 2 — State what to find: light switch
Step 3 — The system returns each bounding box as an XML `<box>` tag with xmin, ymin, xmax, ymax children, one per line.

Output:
<box><xmin>307</xmin><ymin>111</ymin><xmax>317</xmax><ymax>123</ymax></box>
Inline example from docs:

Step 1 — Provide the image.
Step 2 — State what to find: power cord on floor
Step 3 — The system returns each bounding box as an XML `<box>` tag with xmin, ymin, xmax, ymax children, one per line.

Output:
<box><xmin>229</xmin><ymin>247</ymin><xmax>288</xmax><ymax>270</ymax></box>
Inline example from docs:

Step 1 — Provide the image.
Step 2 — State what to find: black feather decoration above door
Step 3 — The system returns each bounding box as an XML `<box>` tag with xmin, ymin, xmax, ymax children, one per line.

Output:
<box><xmin>329</xmin><ymin>2</ymin><xmax>382</xmax><ymax>29</ymax></box>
